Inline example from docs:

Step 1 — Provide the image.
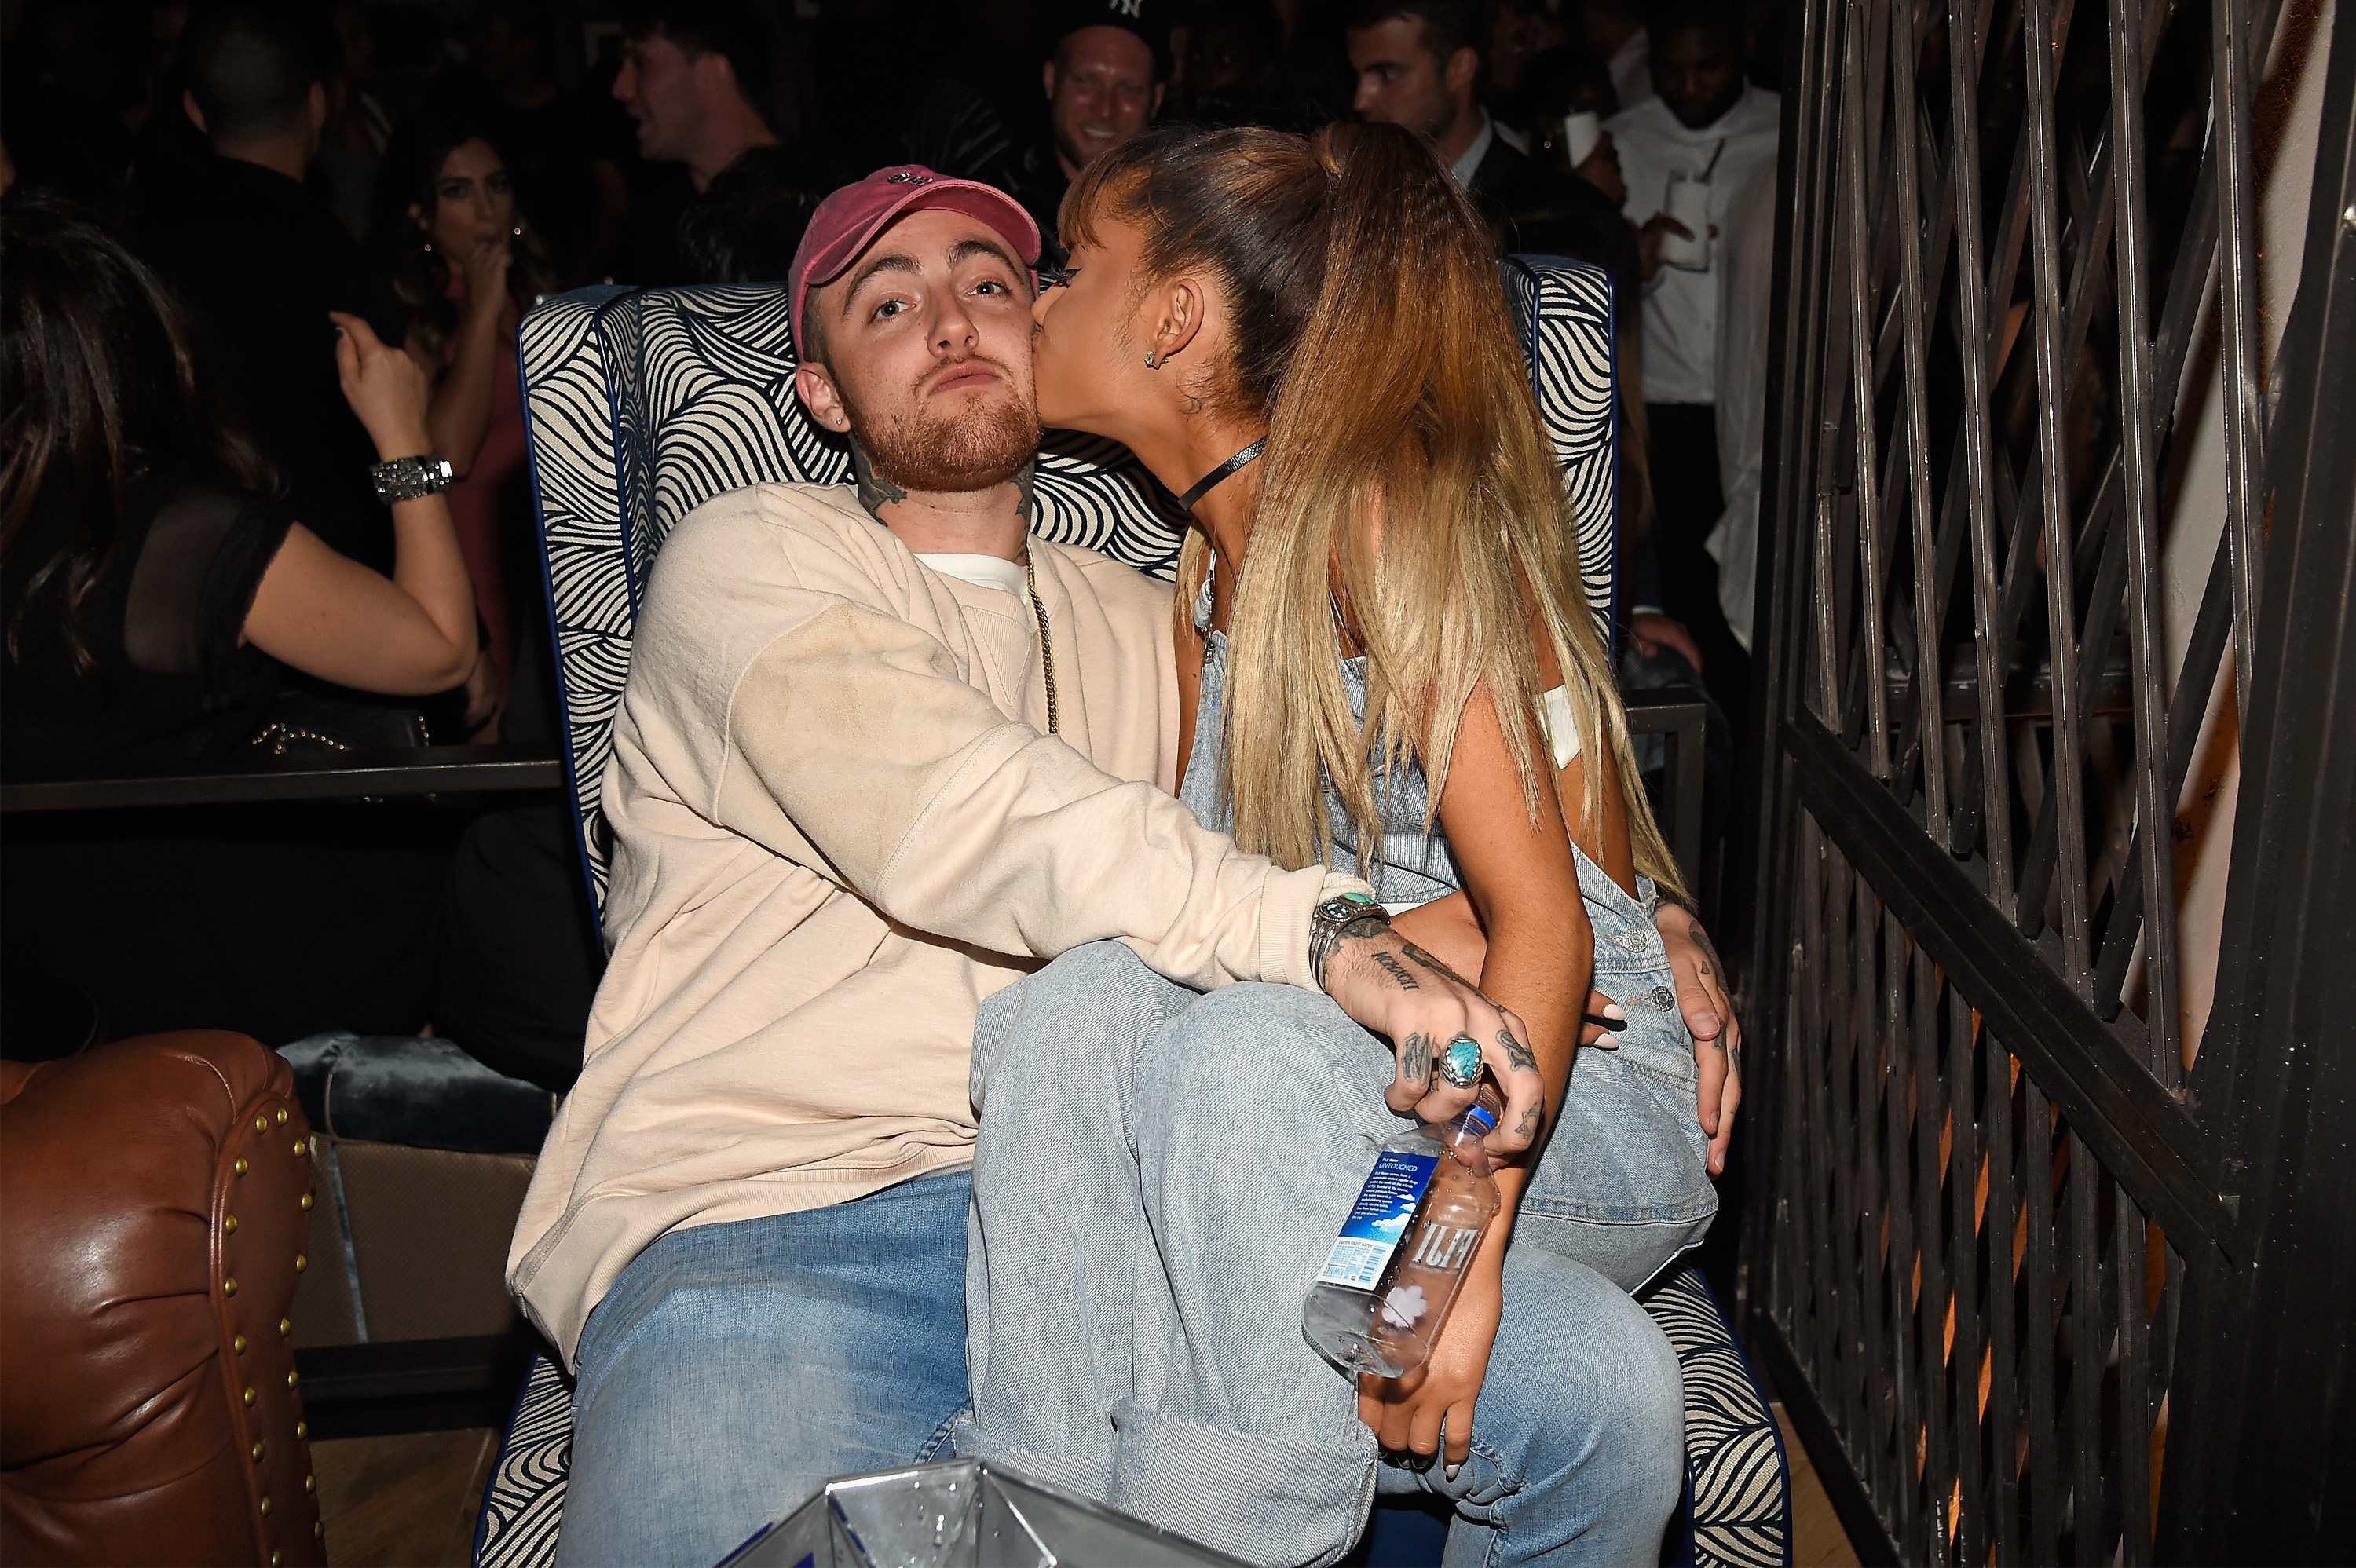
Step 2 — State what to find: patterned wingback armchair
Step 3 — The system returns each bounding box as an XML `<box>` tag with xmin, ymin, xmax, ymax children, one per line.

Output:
<box><xmin>518</xmin><ymin>261</ymin><xmax>1619</xmax><ymax>919</ymax></box>
<box><xmin>475</xmin><ymin>264</ymin><xmax>1791</xmax><ymax>1568</ymax></box>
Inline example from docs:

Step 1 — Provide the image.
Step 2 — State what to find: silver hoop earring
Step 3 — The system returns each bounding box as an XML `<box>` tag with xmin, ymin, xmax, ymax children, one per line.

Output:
<box><xmin>1144</xmin><ymin>350</ymin><xmax>1162</xmax><ymax>369</ymax></box>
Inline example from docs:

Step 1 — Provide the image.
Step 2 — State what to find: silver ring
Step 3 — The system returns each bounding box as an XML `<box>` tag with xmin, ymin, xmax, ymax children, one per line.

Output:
<box><xmin>1439</xmin><ymin>1036</ymin><xmax>1482</xmax><ymax>1089</ymax></box>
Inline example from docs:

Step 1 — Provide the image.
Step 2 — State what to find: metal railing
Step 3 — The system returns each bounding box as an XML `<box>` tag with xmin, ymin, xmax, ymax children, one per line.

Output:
<box><xmin>1742</xmin><ymin>0</ymin><xmax>2347</xmax><ymax>1560</ymax></box>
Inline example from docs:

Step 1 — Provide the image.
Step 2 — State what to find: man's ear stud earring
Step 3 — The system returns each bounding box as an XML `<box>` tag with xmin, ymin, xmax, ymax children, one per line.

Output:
<box><xmin>1144</xmin><ymin>351</ymin><xmax>1162</xmax><ymax>369</ymax></box>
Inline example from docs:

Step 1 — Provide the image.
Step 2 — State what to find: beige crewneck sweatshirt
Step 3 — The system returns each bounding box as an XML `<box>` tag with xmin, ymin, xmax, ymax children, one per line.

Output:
<box><xmin>509</xmin><ymin>483</ymin><xmax>1366</xmax><ymax>1364</ymax></box>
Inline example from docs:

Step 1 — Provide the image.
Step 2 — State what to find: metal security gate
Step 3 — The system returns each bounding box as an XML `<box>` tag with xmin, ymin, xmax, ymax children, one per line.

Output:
<box><xmin>1740</xmin><ymin>0</ymin><xmax>2354</xmax><ymax>1561</ymax></box>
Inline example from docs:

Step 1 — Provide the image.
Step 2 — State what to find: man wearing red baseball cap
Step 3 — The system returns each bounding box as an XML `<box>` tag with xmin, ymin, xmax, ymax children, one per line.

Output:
<box><xmin>783</xmin><ymin>165</ymin><xmax>1047</xmax><ymax>505</ymax></box>
<box><xmin>511</xmin><ymin>166</ymin><xmax>1460</xmax><ymax>1565</ymax></box>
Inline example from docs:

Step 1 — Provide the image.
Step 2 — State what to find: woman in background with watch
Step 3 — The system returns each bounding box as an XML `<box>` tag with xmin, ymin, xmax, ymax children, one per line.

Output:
<box><xmin>371</xmin><ymin>104</ymin><xmax>556</xmax><ymax>737</ymax></box>
<box><xmin>1</xmin><ymin>192</ymin><xmax>477</xmax><ymax>1048</ymax></box>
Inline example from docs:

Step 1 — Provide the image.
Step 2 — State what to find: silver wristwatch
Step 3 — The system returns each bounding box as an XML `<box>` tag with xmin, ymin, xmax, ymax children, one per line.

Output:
<box><xmin>1308</xmin><ymin>891</ymin><xmax>1391</xmax><ymax>992</ymax></box>
<box><xmin>370</xmin><ymin>454</ymin><xmax>455</xmax><ymax>505</ymax></box>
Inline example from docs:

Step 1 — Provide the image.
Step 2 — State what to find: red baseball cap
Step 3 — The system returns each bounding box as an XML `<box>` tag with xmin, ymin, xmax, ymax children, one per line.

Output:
<box><xmin>789</xmin><ymin>166</ymin><xmax>1042</xmax><ymax>360</ymax></box>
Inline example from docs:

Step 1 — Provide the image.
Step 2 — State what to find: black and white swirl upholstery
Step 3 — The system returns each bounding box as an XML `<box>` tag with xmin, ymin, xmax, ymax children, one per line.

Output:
<box><xmin>471</xmin><ymin>1351</ymin><xmax>573</xmax><ymax>1567</ymax></box>
<box><xmin>1644</xmin><ymin>1265</ymin><xmax>1793</xmax><ymax>1567</ymax></box>
<box><xmin>1500</xmin><ymin>255</ymin><xmax>1619</xmax><ymax>632</ymax></box>
<box><xmin>485</xmin><ymin>261</ymin><xmax>1787</xmax><ymax>1568</ymax></box>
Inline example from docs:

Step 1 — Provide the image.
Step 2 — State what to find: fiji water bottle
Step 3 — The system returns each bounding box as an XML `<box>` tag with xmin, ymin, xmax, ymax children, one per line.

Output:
<box><xmin>1302</xmin><ymin>1092</ymin><xmax>1504</xmax><ymax>1378</ymax></box>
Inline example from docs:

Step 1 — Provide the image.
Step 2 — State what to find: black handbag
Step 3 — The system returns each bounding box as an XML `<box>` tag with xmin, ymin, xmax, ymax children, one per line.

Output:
<box><xmin>248</xmin><ymin>689</ymin><xmax>430</xmax><ymax>755</ymax></box>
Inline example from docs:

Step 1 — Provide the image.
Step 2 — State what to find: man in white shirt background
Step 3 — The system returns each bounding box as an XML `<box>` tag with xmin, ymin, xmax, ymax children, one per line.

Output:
<box><xmin>1607</xmin><ymin>0</ymin><xmax>1776</xmax><ymax>729</ymax></box>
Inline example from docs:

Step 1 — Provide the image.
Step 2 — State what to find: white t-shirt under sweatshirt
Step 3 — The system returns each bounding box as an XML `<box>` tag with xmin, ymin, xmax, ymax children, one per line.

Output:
<box><xmin>914</xmin><ymin>551</ymin><xmax>1029</xmax><ymax>598</ymax></box>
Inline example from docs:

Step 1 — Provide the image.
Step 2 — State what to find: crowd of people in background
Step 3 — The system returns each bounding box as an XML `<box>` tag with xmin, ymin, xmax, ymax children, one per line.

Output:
<box><xmin>1</xmin><ymin>0</ymin><xmax>1783</xmax><ymax>1076</ymax></box>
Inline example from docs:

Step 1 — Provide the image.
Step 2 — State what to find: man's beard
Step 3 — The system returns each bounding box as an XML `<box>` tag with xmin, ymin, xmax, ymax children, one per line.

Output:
<box><xmin>841</xmin><ymin>359</ymin><xmax>1041</xmax><ymax>496</ymax></box>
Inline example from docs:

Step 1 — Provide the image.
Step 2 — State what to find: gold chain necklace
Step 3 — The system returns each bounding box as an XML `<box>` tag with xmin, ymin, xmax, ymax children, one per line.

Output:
<box><xmin>1023</xmin><ymin>557</ymin><xmax>1060</xmax><ymax>736</ymax></box>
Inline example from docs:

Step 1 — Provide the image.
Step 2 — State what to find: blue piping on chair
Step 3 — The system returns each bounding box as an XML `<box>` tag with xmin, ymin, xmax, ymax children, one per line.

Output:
<box><xmin>1676</xmin><ymin>1267</ymin><xmax>1795</xmax><ymax>1568</ymax></box>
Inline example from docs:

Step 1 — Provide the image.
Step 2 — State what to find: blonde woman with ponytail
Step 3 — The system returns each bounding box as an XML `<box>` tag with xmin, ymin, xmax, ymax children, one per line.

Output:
<box><xmin>959</xmin><ymin>122</ymin><xmax>1727</xmax><ymax>1567</ymax></box>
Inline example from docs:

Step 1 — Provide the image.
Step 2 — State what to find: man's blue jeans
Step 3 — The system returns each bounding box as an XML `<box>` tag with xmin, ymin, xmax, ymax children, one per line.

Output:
<box><xmin>556</xmin><ymin>1170</ymin><xmax>971</xmax><ymax>1568</ymax></box>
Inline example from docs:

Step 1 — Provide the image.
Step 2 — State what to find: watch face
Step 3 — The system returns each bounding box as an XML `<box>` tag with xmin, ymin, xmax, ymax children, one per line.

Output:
<box><xmin>375</xmin><ymin>457</ymin><xmax>452</xmax><ymax>502</ymax></box>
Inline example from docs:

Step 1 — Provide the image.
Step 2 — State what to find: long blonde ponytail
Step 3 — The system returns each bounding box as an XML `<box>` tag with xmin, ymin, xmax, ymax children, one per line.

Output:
<box><xmin>1068</xmin><ymin>122</ymin><xmax>1685</xmax><ymax>899</ymax></box>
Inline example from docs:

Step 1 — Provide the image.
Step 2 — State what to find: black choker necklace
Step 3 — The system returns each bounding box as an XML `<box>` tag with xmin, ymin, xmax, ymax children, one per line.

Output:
<box><xmin>1178</xmin><ymin>439</ymin><xmax>1268</xmax><ymax>510</ymax></box>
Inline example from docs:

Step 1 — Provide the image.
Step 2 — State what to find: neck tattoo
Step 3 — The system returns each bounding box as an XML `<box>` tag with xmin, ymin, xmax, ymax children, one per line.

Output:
<box><xmin>849</xmin><ymin>438</ymin><xmax>909</xmax><ymax>515</ymax></box>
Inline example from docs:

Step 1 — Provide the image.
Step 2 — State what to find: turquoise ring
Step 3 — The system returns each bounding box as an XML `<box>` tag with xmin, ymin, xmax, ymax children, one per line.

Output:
<box><xmin>1440</xmin><ymin>1036</ymin><xmax>1482</xmax><ymax>1089</ymax></box>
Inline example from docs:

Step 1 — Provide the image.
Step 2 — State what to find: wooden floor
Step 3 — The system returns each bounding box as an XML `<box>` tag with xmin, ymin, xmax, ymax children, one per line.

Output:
<box><xmin>315</xmin><ymin>1414</ymin><xmax>1860</xmax><ymax>1566</ymax></box>
<box><xmin>314</xmin><ymin>1428</ymin><xmax>497</xmax><ymax>1568</ymax></box>
<box><xmin>1776</xmin><ymin>1405</ymin><xmax>1864</xmax><ymax>1568</ymax></box>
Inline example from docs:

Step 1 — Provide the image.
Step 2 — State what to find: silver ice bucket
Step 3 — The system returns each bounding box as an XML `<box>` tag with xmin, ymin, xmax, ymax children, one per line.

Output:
<box><xmin>716</xmin><ymin>1458</ymin><xmax>1247</xmax><ymax>1568</ymax></box>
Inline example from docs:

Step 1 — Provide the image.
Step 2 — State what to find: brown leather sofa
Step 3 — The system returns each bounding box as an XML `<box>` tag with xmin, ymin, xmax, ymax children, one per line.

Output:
<box><xmin>2</xmin><ymin>1033</ymin><xmax>327</xmax><ymax>1567</ymax></box>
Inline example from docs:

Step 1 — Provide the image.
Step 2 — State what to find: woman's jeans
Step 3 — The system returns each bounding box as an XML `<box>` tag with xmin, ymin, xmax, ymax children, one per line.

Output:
<box><xmin>958</xmin><ymin>850</ymin><xmax>1715</xmax><ymax>1568</ymax></box>
<box><xmin>558</xmin><ymin>1171</ymin><xmax>971</xmax><ymax>1568</ymax></box>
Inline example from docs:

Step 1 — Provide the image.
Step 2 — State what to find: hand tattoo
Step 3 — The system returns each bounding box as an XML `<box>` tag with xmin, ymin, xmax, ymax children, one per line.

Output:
<box><xmin>1515</xmin><ymin>1106</ymin><xmax>1543</xmax><ymax>1139</ymax></box>
<box><xmin>1685</xmin><ymin>919</ymin><xmax>1725</xmax><ymax>982</ymax></box>
<box><xmin>1497</xmin><ymin>1029</ymin><xmax>1538</xmax><ymax>1073</ymax></box>
<box><xmin>1399</xmin><ymin>939</ymin><xmax>1474</xmax><ymax>987</ymax></box>
<box><xmin>1319</xmin><ymin>916</ymin><xmax>1399</xmax><ymax>990</ymax></box>
<box><xmin>1400</xmin><ymin>1032</ymin><xmax>1432</xmax><ymax>1087</ymax></box>
<box><xmin>1370</xmin><ymin>952</ymin><xmax>1420</xmax><ymax>991</ymax></box>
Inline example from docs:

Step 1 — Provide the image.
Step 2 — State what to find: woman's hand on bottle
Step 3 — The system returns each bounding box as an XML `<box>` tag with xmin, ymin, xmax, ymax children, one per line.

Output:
<box><xmin>331</xmin><ymin>312</ymin><xmax>434</xmax><ymax>459</ymax></box>
<box><xmin>1325</xmin><ymin>927</ymin><xmax>1544</xmax><ymax>1153</ymax></box>
<box><xmin>1358</xmin><ymin>1262</ymin><xmax>1501</xmax><ymax>1478</ymax></box>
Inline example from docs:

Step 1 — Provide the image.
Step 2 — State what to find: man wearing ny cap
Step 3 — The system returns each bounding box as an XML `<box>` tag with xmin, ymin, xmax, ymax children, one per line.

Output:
<box><xmin>1010</xmin><ymin>0</ymin><xmax>1171</xmax><ymax>262</ymax></box>
<box><xmin>509</xmin><ymin>166</ymin><xmax>1502</xmax><ymax>1566</ymax></box>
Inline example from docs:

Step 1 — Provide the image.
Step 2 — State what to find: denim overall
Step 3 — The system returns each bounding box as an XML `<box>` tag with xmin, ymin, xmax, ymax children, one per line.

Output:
<box><xmin>1181</xmin><ymin>579</ymin><xmax>1719</xmax><ymax>1291</ymax></box>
